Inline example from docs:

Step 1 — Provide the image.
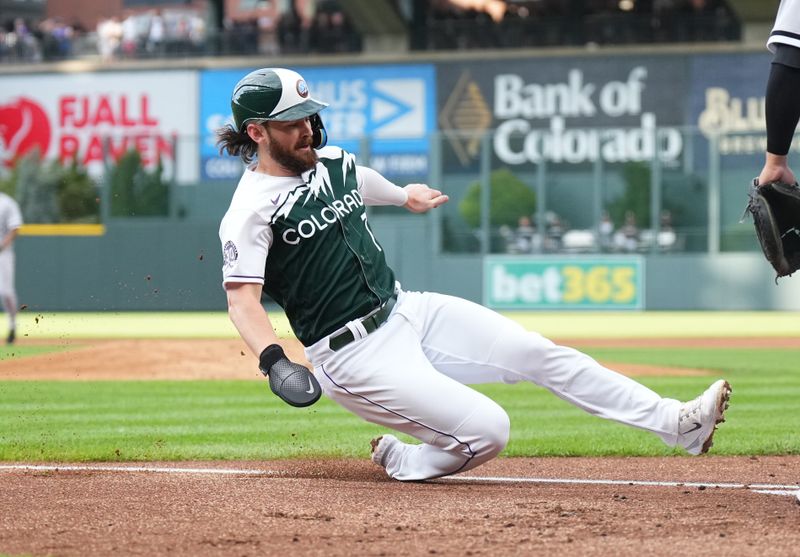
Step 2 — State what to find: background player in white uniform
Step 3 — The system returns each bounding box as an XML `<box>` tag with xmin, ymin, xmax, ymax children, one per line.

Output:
<box><xmin>218</xmin><ymin>68</ymin><xmax>732</xmax><ymax>481</ymax></box>
<box><xmin>758</xmin><ymin>0</ymin><xmax>800</xmax><ymax>186</ymax></box>
<box><xmin>762</xmin><ymin>4</ymin><xmax>800</xmax><ymax>504</ymax></box>
<box><xmin>0</xmin><ymin>192</ymin><xmax>22</xmax><ymax>344</ymax></box>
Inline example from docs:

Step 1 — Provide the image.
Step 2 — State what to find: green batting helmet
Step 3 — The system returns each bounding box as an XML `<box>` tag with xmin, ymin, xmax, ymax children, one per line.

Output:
<box><xmin>231</xmin><ymin>68</ymin><xmax>328</xmax><ymax>132</ymax></box>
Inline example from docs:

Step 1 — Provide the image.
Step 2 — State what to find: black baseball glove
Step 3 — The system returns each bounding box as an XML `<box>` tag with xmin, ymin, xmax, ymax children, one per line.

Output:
<box><xmin>746</xmin><ymin>179</ymin><xmax>800</xmax><ymax>279</ymax></box>
<box><xmin>259</xmin><ymin>344</ymin><xmax>322</xmax><ymax>407</ymax></box>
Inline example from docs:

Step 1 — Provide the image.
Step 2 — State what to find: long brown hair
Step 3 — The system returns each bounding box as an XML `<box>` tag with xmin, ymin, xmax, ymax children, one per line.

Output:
<box><xmin>216</xmin><ymin>124</ymin><xmax>258</xmax><ymax>164</ymax></box>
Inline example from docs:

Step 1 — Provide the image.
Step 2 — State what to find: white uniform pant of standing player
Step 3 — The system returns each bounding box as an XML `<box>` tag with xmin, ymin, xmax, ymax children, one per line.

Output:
<box><xmin>306</xmin><ymin>288</ymin><xmax>681</xmax><ymax>481</ymax></box>
<box><xmin>0</xmin><ymin>249</ymin><xmax>17</xmax><ymax>327</ymax></box>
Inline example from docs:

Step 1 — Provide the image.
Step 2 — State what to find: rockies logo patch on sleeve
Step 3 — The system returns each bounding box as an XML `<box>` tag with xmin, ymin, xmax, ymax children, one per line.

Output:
<box><xmin>223</xmin><ymin>240</ymin><xmax>239</xmax><ymax>268</ymax></box>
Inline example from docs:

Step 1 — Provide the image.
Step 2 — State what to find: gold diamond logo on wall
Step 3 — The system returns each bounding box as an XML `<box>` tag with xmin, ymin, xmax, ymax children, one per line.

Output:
<box><xmin>439</xmin><ymin>71</ymin><xmax>492</xmax><ymax>166</ymax></box>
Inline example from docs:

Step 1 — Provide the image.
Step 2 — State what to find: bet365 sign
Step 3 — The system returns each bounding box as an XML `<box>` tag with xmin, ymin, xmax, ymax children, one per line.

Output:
<box><xmin>484</xmin><ymin>257</ymin><xmax>643</xmax><ymax>310</ymax></box>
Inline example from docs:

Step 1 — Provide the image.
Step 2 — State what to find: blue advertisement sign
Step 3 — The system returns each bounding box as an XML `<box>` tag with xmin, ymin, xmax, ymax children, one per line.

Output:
<box><xmin>689</xmin><ymin>52</ymin><xmax>772</xmax><ymax>169</ymax></box>
<box><xmin>200</xmin><ymin>65</ymin><xmax>436</xmax><ymax>180</ymax></box>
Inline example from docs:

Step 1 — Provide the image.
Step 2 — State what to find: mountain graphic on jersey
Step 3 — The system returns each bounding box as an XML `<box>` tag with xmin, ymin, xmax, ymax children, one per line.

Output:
<box><xmin>263</xmin><ymin>146</ymin><xmax>396</xmax><ymax>346</ymax></box>
<box><xmin>270</xmin><ymin>149</ymin><xmax>365</xmax><ymax>246</ymax></box>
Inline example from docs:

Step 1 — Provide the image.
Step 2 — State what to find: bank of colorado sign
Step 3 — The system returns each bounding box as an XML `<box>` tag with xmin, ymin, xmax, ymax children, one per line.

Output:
<box><xmin>438</xmin><ymin>56</ymin><xmax>689</xmax><ymax>169</ymax></box>
<box><xmin>493</xmin><ymin>67</ymin><xmax>683</xmax><ymax>165</ymax></box>
<box><xmin>0</xmin><ymin>71</ymin><xmax>198</xmax><ymax>183</ymax></box>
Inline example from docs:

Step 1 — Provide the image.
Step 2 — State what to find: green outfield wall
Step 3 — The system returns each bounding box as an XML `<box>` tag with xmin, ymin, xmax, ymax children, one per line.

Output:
<box><xmin>19</xmin><ymin>221</ymin><xmax>224</xmax><ymax>311</ymax></box>
<box><xmin>17</xmin><ymin>217</ymin><xmax>800</xmax><ymax>312</ymax></box>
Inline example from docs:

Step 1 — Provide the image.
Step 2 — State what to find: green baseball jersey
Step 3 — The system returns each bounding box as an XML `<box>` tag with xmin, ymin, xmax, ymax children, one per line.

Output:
<box><xmin>219</xmin><ymin>146</ymin><xmax>395</xmax><ymax>346</ymax></box>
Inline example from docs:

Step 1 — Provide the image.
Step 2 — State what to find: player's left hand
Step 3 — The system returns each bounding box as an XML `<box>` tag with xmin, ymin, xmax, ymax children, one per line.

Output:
<box><xmin>757</xmin><ymin>154</ymin><xmax>797</xmax><ymax>187</ymax></box>
<box><xmin>403</xmin><ymin>183</ymin><xmax>449</xmax><ymax>213</ymax></box>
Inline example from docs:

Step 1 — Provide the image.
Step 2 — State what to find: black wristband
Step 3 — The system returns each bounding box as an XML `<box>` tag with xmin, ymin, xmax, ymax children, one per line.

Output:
<box><xmin>259</xmin><ymin>344</ymin><xmax>286</xmax><ymax>373</ymax></box>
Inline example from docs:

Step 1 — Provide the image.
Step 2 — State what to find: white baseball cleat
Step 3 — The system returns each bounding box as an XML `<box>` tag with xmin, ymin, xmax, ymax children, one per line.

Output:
<box><xmin>677</xmin><ymin>379</ymin><xmax>732</xmax><ymax>455</ymax></box>
<box><xmin>370</xmin><ymin>434</ymin><xmax>399</xmax><ymax>468</ymax></box>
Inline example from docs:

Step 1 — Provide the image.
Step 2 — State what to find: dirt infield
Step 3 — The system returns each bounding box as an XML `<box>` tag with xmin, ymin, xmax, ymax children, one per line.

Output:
<box><xmin>1</xmin><ymin>456</ymin><xmax>799</xmax><ymax>556</ymax></box>
<box><xmin>2</xmin><ymin>337</ymin><xmax>799</xmax><ymax>555</ymax></box>
<box><xmin>0</xmin><ymin>336</ymin><xmax>769</xmax><ymax>380</ymax></box>
<box><xmin>0</xmin><ymin>338</ymin><xmax>292</xmax><ymax>380</ymax></box>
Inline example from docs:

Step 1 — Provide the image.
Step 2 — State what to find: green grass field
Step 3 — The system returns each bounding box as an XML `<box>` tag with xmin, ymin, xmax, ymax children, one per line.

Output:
<box><xmin>11</xmin><ymin>310</ymin><xmax>800</xmax><ymax>339</ymax></box>
<box><xmin>1</xmin><ymin>311</ymin><xmax>798</xmax><ymax>461</ymax></box>
<box><xmin>0</xmin><ymin>345</ymin><xmax>72</xmax><ymax>360</ymax></box>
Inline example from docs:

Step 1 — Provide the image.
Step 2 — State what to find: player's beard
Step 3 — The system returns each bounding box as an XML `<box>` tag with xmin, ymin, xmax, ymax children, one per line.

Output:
<box><xmin>266</xmin><ymin>128</ymin><xmax>319</xmax><ymax>175</ymax></box>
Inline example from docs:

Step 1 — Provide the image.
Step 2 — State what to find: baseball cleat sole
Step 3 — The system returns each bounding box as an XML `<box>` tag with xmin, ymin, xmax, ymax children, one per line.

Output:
<box><xmin>699</xmin><ymin>380</ymin><xmax>732</xmax><ymax>455</ymax></box>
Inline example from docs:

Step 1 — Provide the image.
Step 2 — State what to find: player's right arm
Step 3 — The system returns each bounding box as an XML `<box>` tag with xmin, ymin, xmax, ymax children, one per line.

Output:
<box><xmin>0</xmin><ymin>228</ymin><xmax>18</xmax><ymax>252</ymax></box>
<box><xmin>220</xmin><ymin>205</ymin><xmax>322</xmax><ymax>407</ymax></box>
<box><xmin>226</xmin><ymin>271</ymin><xmax>322</xmax><ymax>407</ymax></box>
<box><xmin>1</xmin><ymin>198</ymin><xmax>23</xmax><ymax>252</ymax></box>
<box><xmin>225</xmin><ymin>282</ymin><xmax>280</xmax><ymax>358</ymax></box>
<box><xmin>219</xmin><ymin>206</ymin><xmax>276</xmax><ymax>358</ymax></box>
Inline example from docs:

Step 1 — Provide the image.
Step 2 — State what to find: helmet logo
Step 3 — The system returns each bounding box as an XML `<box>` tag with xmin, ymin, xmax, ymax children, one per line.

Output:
<box><xmin>296</xmin><ymin>79</ymin><xmax>309</xmax><ymax>98</ymax></box>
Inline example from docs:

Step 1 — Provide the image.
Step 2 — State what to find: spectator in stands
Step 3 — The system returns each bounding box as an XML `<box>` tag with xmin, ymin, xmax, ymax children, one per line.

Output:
<box><xmin>544</xmin><ymin>212</ymin><xmax>565</xmax><ymax>252</ymax></box>
<box><xmin>37</xmin><ymin>18</ymin><xmax>59</xmax><ymax>60</ymax></box>
<box><xmin>39</xmin><ymin>18</ymin><xmax>69</xmax><ymax>60</ymax></box>
<box><xmin>10</xmin><ymin>18</ymin><xmax>40</xmax><ymax>62</ymax></box>
<box><xmin>658</xmin><ymin>209</ymin><xmax>677</xmax><ymax>250</ymax></box>
<box><xmin>309</xmin><ymin>11</ymin><xmax>331</xmax><ymax>53</ymax></box>
<box><xmin>615</xmin><ymin>210</ymin><xmax>640</xmax><ymax>252</ymax></box>
<box><xmin>659</xmin><ymin>210</ymin><xmax>674</xmax><ymax>231</ymax></box>
<box><xmin>53</xmin><ymin>19</ymin><xmax>75</xmax><ymax>58</ymax></box>
<box><xmin>97</xmin><ymin>17</ymin><xmax>122</xmax><ymax>62</ymax></box>
<box><xmin>189</xmin><ymin>13</ymin><xmax>206</xmax><ymax>54</ymax></box>
<box><xmin>177</xmin><ymin>15</ymin><xmax>191</xmax><ymax>43</ymax></box>
<box><xmin>120</xmin><ymin>12</ymin><xmax>140</xmax><ymax>58</ymax></box>
<box><xmin>330</xmin><ymin>11</ymin><xmax>358</xmax><ymax>52</ymax></box>
<box><xmin>277</xmin><ymin>5</ymin><xmax>304</xmax><ymax>54</ymax></box>
<box><xmin>598</xmin><ymin>210</ymin><xmax>615</xmax><ymax>252</ymax></box>
<box><xmin>146</xmin><ymin>10</ymin><xmax>165</xmax><ymax>56</ymax></box>
<box><xmin>512</xmin><ymin>215</ymin><xmax>537</xmax><ymax>254</ymax></box>
<box><xmin>257</xmin><ymin>15</ymin><xmax>278</xmax><ymax>56</ymax></box>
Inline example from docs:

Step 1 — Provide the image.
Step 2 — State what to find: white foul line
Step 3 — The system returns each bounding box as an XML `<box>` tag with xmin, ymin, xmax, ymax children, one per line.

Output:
<box><xmin>0</xmin><ymin>464</ymin><xmax>797</xmax><ymax>498</ymax></box>
<box><xmin>446</xmin><ymin>475</ymin><xmax>800</xmax><ymax>497</ymax></box>
<box><xmin>0</xmin><ymin>464</ymin><xmax>276</xmax><ymax>476</ymax></box>
<box><xmin>752</xmin><ymin>489</ymin><xmax>799</xmax><ymax>497</ymax></box>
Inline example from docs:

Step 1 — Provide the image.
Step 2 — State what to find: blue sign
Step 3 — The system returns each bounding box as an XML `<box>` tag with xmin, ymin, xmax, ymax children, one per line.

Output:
<box><xmin>689</xmin><ymin>52</ymin><xmax>772</xmax><ymax>169</ymax></box>
<box><xmin>200</xmin><ymin>65</ymin><xmax>436</xmax><ymax>180</ymax></box>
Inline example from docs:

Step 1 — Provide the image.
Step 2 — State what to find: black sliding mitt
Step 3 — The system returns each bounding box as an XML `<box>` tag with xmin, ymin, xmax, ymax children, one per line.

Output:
<box><xmin>259</xmin><ymin>344</ymin><xmax>322</xmax><ymax>407</ymax></box>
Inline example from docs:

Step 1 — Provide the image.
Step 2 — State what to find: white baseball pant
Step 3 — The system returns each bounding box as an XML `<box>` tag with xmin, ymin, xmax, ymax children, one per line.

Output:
<box><xmin>305</xmin><ymin>287</ymin><xmax>681</xmax><ymax>481</ymax></box>
<box><xmin>0</xmin><ymin>249</ymin><xmax>17</xmax><ymax>318</ymax></box>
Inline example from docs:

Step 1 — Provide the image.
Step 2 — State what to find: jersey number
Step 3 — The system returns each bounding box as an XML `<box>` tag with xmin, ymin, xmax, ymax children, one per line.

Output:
<box><xmin>361</xmin><ymin>213</ymin><xmax>382</xmax><ymax>252</ymax></box>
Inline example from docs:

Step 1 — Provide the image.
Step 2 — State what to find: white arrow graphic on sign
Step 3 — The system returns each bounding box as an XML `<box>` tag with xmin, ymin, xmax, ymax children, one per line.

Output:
<box><xmin>371</xmin><ymin>79</ymin><xmax>425</xmax><ymax>138</ymax></box>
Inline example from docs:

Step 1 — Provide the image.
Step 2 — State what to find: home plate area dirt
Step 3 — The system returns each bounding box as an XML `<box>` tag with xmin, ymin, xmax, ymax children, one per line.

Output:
<box><xmin>1</xmin><ymin>337</ymin><xmax>799</xmax><ymax>555</ymax></box>
<box><xmin>1</xmin><ymin>457</ymin><xmax>799</xmax><ymax>556</ymax></box>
